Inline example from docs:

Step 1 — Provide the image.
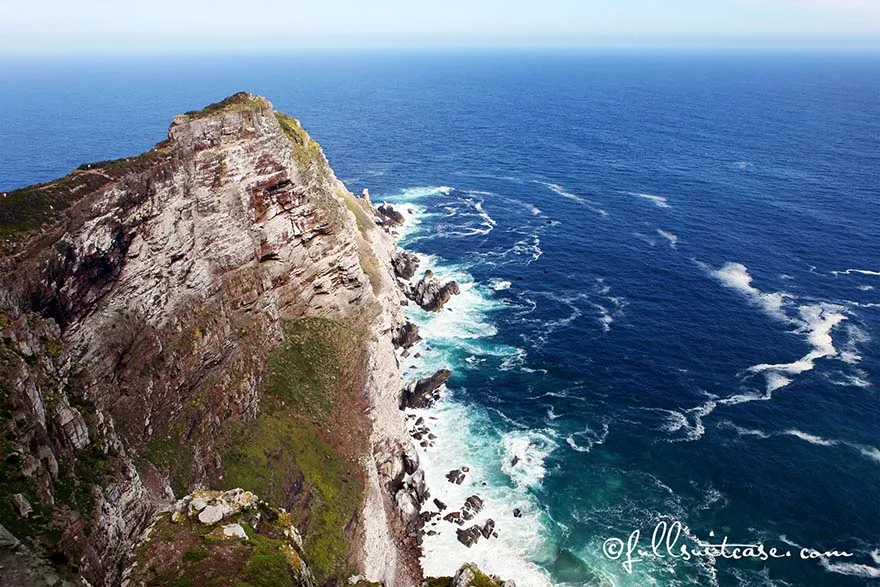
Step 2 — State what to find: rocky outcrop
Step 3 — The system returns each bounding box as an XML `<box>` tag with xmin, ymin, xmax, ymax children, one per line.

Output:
<box><xmin>123</xmin><ymin>488</ymin><xmax>315</xmax><ymax>587</ymax></box>
<box><xmin>376</xmin><ymin>204</ymin><xmax>405</xmax><ymax>228</ymax></box>
<box><xmin>399</xmin><ymin>369</ymin><xmax>452</xmax><ymax>409</ymax></box>
<box><xmin>0</xmin><ymin>93</ymin><xmax>422</xmax><ymax>587</ymax></box>
<box><xmin>448</xmin><ymin>564</ymin><xmax>515</xmax><ymax>587</ymax></box>
<box><xmin>392</xmin><ymin>321</ymin><xmax>421</xmax><ymax>350</ymax></box>
<box><xmin>407</xmin><ymin>271</ymin><xmax>460</xmax><ymax>312</ymax></box>
<box><xmin>391</xmin><ymin>250</ymin><xmax>420</xmax><ymax>281</ymax></box>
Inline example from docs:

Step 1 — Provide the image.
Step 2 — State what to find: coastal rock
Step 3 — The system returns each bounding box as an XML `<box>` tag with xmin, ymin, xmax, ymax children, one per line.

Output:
<box><xmin>376</xmin><ymin>203</ymin><xmax>405</xmax><ymax>227</ymax></box>
<box><xmin>0</xmin><ymin>524</ymin><xmax>21</xmax><ymax>549</ymax></box>
<box><xmin>126</xmin><ymin>488</ymin><xmax>315</xmax><ymax>587</ymax></box>
<box><xmin>449</xmin><ymin>563</ymin><xmax>515</xmax><ymax>587</ymax></box>
<box><xmin>400</xmin><ymin>368</ymin><xmax>452</xmax><ymax>409</ymax></box>
<box><xmin>433</xmin><ymin>498</ymin><xmax>447</xmax><ymax>511</ymax></box>
<box><xmin>11</xmin><ymin>493</ymin><xmax>33</xmax><ymax>518</ymax></box>
<box><xmin>456</xmin><ymin>525</ymin><xmax>483</xmax><ymax>548</ymax></box>
<box><xmin>392</xmin><ymin>321</ymin><xmax>421</xmax><ymax>349</ymax></box>
<box><xmin>480</xmin><ymin>519</ymin><xmax>495</xmax><ymax>539</ymax></box>
<box><xmin>407</xmin><ymin>270</ymin><xmax>460</xmax><ymax>311</ymax></box>
<box><xmin>392</xmin><ymin>250</ymin><xmax>420</xmax><ymax>280</ymax></box>
<box><xmin>446</xmin><ymin>468</ymin><xmax>467</xmax><ymax>485</ymax></box>
<box><xmin>460</xmin><ymin>495</ymin><xmax>484</xmax><ymax>521</ymax></box>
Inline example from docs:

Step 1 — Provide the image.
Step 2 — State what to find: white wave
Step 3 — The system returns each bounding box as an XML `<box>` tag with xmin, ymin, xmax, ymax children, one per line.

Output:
<box><xmin>720</xmin><ymin>421</ymin><xmax>880</xmax><ymax>465</ymax></box>
<box><xmin>819</xmin><ymin>550</ymin><xmax>880</xmax><ymax>579</ymax></box>
<box><xmin>656</xmin><ymin>228</ymin><xmax>678</xmax><ymax>248</ymax></box>
<box><xmin>592</xmin><ymin>303</ymin><xmax>614</xmax><ymax>333</ymax></box>
<box><xmin>382</xmin><ymin>185</ymin><xmax>454</xmax><ymax>202</ymax></box>
<box><xmin>858</xmin><ymin>284</ymin><xmax>875</xmax><ymax>291</ymax></box>
<box><xmin>536</xmin><ymin>181</ymin><xmax>608</xmax><ymax>216</ymax></box>
<box><xmin>662</xmin><ymin>398</ymin><xmax>718</xmax><ymax>441</ymax></box>
<box><xmin>826</xmin><ymin>371</ymin><xmax>872</xmax><ymax>388</ymax></box>
<box><xmin>708</xmin><ymin>262</ymin><xmax>790</xmax><ymax>319</ymax></box>
<box><xmin>841</xmin><ymin>324</ymin><xmax>871</xmax><ymax>364</ymax></box>
<box><xmin>411</xmin><ymin>399</ymin><xmax>556</xmax><ymax>586</ymax></box>
<box><xmin>565</xmin><ymin>423</ymin><xmax>609</xmax><ymax>453</ymax></box>
<box><xmin>632</xmin><ymin>231</ymin><xmax>656</xmax><ymax>247</ymax></box>
<box><xmin>500</xmin><ymin>429</ymin><xmax>557</xmax><ymax>489</ymax></box>
<box><xmin>706</xmin><ymin>261</ymin><xmax>861</xmax><ymax>403</ymax></box>
<box><xmin>783</xmin><ymin>429</ymin><xmax>836</xmax><ymax>447</ymax></box>
<box><xmin>734</xmin><ymin>161</ymin><xmax>753</xmax><ymax>169</ymax></box>
<box><xmin>501</xmin><ymin>196</ymin><xmax>542</xmax><ymax>216</ymax></box>
<box><xmin>832</xmin><ymin>268</ymin><xmax>880</xmax><ymax>278</ymax></box>
<box><xmin>748</xmin><ymin>303</ymin><xmax>847</xmax><ymax>376</ymax></box>
<box><xmin>626</xmin><ymin>191</ymin><xmax>671</xmax><ymax>208</ymax></box>
<box><xmin>489</xmin><ymin>279</ymin><xmax>512</xmax><ymax>291</ymax></box>
<box><xmin>718</xmin><ymin>421</ymin><xmax>772</xmax><ymax>439</ymax></box>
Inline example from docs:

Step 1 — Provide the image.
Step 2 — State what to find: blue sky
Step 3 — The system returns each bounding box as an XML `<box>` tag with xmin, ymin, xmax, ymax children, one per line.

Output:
<box><xmin>1</xmin><ymin>0</ymin><xmax>879</xmax><ymax>53</ymax></box>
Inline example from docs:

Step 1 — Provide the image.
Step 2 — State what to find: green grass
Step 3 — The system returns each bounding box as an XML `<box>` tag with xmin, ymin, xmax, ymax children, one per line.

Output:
<box><xmin>183</xmin><ymin>546</ymin><xmax>211</xmax><ymax>563</ymax></box>
<box><xmin>274</xmin><ymin>112</ymin><xmax>328</xmax><ymax>180</ymax></box>
<box><xmin>220</xmin><ymin>318</ymin><xmax>366</xmax><ymax>586</ymax></box>
<box><xmin>0</xmin><ymin>140</ymin><xmax>173</xmax><ymax>249</ymax></box>
<box><xmin>184</xmin><ymin>92</ymin><xmax>270</xmax><ymax>120</ymax></box>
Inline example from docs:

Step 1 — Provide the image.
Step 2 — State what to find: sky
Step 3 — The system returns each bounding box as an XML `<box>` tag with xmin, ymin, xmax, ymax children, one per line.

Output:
<box><xmin>1</xmin><ymin>0</ymin><xmax>879</xmax><ymax>54</ymax></box>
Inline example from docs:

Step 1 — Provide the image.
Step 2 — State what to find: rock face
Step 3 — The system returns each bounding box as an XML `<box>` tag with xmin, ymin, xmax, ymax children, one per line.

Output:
<box><xmin>407</xmin><ymin>271</ymin><xmax>460</xmax><ymax>312</ymax></box>
<box><xmin>391</xmin><ymin>250</ymin><xmax>420</xmax><ymax>281</ymax></box>
<box><xmin>448</xmin><ymin>564</ymin><xmax>515</xmax><ymax>587</ymax></box>
<box><xmin>124</xmin><ymin>488</ymin><xmax>316</xmax><ymax>587</ymax></box>
<box><xmin>392</xmin><ymin>321</ymin><xmax>421</xmax><ymax>350</ymax></box>
<box><xmin>376</xmin><ymin>204</ymin><xmax>405</xmax><ymax>228</ymax></box>
<box><xmin>399</xmin><ymin>369</ymin><xmax>452</xmax><ymax>409</ymax></box>
<box><xmin>0</xmin><ymin>93</ymin><xmax>421</xmax><ymax>587</ymax></box>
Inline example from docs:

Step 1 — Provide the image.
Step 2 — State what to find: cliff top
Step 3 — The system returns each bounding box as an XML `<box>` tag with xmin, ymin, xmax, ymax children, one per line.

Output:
<box><xmin>0</xmin><ymin>93</ymin><xmax>283</xmax><ymax>254</ymax></box>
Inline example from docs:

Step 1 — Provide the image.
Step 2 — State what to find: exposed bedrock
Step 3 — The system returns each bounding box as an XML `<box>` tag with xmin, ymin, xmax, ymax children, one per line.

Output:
<box><xmin>406</xmin><ymin>270</ymin><xmax>460</xmax><ymax>312</ymax></box>
<box><xmin>399</xmin><ymin>368</ymin><xmax>452</xmax><ymax>410</ymax></box>
<box><xmin>391</xmin><ymin>250</ymin><xmax>420</xmax><ymax>281</ymax></box>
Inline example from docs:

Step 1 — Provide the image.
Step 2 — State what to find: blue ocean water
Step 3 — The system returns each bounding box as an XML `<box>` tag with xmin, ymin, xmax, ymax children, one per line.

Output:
<box><xmin>1</xmin><ymin>50</ymin><xmax>879</xmax><ymax>587</ymax></box>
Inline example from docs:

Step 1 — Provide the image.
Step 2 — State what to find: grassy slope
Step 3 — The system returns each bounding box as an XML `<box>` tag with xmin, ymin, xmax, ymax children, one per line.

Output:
<box><xmin>219</xmin><ymin>318</ymin><xmax>370</xmax><ymax>586</ymax></box>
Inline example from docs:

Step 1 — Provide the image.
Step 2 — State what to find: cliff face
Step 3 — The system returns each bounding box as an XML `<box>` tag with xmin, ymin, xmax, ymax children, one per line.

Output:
<box><xmin>0</xmin><ymin>94</ymin><xmax>420</xmax><ymax>587</ymax></box>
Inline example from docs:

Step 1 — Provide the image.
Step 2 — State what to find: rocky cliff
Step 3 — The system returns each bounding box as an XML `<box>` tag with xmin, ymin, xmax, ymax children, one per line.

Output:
<box><xmin>0</xmin><ymin>93</ymin><xmax>433</xmax><ymax>587</ymax></box>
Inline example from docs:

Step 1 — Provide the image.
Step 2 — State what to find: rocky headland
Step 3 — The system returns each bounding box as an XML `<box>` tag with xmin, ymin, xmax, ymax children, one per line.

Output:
<box><xmin>0</xmin><ymin>94</ymin><xmax>507</xmax><ymax>587</ymax></box>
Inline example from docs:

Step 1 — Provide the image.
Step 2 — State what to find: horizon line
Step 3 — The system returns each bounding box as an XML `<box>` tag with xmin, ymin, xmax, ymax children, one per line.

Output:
<box><xmin>3</xmin><ymin>41</ymin><xmax>880</xmax><ymax>58</ymax></box>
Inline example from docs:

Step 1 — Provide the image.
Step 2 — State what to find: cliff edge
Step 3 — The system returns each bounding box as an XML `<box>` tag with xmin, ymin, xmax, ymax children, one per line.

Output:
<box><xmin>0</xmin><ymin>93</ymin><xmax>425</xmax><ymax>586</ymax></box>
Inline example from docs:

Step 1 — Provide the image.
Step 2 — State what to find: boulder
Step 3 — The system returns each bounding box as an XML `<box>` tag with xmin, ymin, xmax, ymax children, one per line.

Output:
<box><xmin>407</xmin><ymin>270</ymin><xmax>460</xmax><ymax>311</ymax></box>
<box><xmin>456</xmin><ymin>525</ymin><xmax>483</xmax><ymax>548</ymax></box>
<box><xmin>391</xmin><ymin>250</ymin><xmax>420</xmax><ymax>280</ymax></box>
<box><xmin>376</xmin><ymin>204</ymin><xmax>405</xmax><ymax>227</ymax></box>
<box><xmin>392</xmin><ymin>321</ymin><xmax>421</xmax><ymax>349</ymax></box>
<box><xmin>400</xmin><ymin>369</ymin><xmax>452</xmax><ymax>409</ymax></box>
<box><xmin>446</xmin><ymin>468</ymin><xmax>466</xmax><ymax>485</ymax></box>
<box><xmin>481</xmin><ymin>519</ymin><xmax>495</xmax><ymax>539</ymax></box>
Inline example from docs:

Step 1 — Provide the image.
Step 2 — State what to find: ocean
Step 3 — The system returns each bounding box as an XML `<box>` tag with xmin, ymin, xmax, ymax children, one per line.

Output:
<box><xmin>1</xmin><ymin>50</ymin><xmax>879</xmax><ymax>587</ymax></box>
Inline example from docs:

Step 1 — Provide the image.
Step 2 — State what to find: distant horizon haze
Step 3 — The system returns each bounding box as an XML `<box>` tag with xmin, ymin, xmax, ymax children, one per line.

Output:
<box><xmin>1</xmin><ymin>0</ymin><xmax>879</xmax><ymax>54</ymax></box>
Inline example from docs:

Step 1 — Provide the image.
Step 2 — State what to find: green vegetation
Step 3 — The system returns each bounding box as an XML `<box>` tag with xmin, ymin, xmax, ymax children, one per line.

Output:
<box><xmin>183</xmin><ymin>546</ymin><xmax>211</xmax><ymax>563</ymax></box>
<box><xmin>220</xmin><ymin>318</ymin><xmax>368</xmax><ymax>586</ymax></box>
<box><xmin>0</xmin><ymin>140</ymin><xmax>173</xmax><ymax>248</ymax></box>
<box><xmin>184</xmin><ymin>92</ymin><xmax>270</xmax><ymax>120</ymax></box>
<box><xmin>274</xmin><ymin>112</ymin><xmax>328</xmax><ymax>179</ymax></box>
<box><xmin>338</xmin><ymin>188</ymin><xmax>374</xmax><ymax>237</ymax></box>
<box><xmin>133</xmin><ymin>509</ymin><xmax>310</xmax><ymax>587</ymax></box>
